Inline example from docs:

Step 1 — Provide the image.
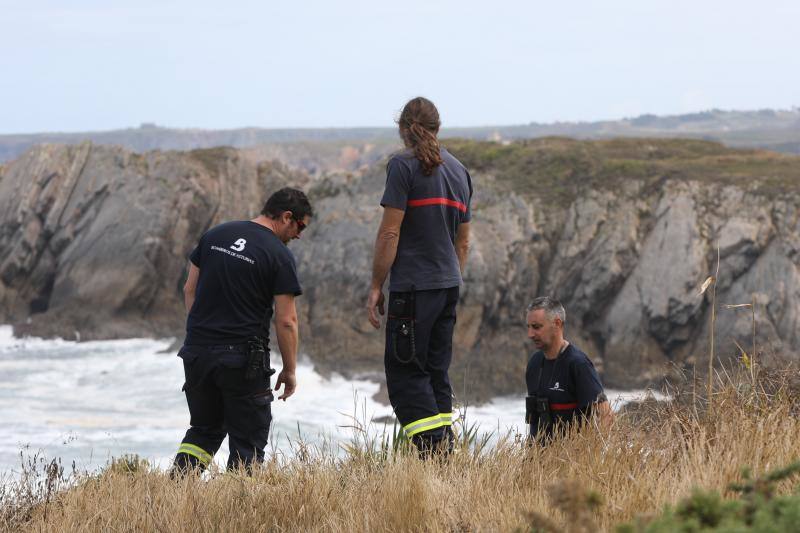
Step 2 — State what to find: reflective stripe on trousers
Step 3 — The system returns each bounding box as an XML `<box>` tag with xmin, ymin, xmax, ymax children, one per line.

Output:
<box><xmin>177</xmin><ymin>442</ymin><xmax>214</xmax><ymax>466</ymax></box>
<box><xmin>403</xmin><ymin>412</ymin><xmax>453</xmax><ymax>437</ymax></box>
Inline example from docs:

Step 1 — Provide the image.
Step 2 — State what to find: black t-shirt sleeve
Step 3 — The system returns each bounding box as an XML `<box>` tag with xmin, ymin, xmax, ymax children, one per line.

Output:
<box><xmin>189</xmin><ymin>234</ymin><xmax>205</xmax><ymax>267</ymax></box>
<box><xmin>572</xmin><ymin>357</ymin><xmax>605</xmax><ymax>408</ymax></box>
<box><xmin>380</xmin><ymin>157</ymin><xmax>412</xmax><ymax>210</ymax></box>
<box><xmin>461</xmin><ymin>169</ymin><xmax>473</xmax><ymax>223</ymax></box>
<box><xmin>273</xmin><ymin>252</ymin><xmax>303</xmax><ymax>296</ymax></box>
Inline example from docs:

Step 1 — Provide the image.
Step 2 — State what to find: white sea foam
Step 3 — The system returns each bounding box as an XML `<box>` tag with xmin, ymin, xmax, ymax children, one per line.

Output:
<box><xmin>0</xmin><ymin>325</ymin><xmax>663</xmax><ymax>474</ymax></box>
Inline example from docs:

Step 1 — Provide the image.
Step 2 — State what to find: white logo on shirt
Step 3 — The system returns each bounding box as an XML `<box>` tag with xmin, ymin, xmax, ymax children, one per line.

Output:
<box><xmin>230</xmin><ymin>238</ymin><xmax>247</xmax><ymax>252</ymax></box>
<box><xmin>550</xmin><ymin>381</ymin><xmax>564</xmax><ymax>391</ymax></box>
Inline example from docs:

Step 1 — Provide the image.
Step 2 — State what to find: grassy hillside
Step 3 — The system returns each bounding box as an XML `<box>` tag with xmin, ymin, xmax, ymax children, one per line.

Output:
<box><xmin>3</xmin><ymin>371</ymin><xmax>800</xmax><ymax>532</ymax></box>
<box><xmin>444</xmin><ymin>137</ymin><xmax>800</xmax><ymax>207</ymax></box>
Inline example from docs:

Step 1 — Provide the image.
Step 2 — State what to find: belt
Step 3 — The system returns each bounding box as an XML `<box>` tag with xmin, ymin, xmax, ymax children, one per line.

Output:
<box><xmin>207</xmin><ymin>344</ymin><xmax>249</xmax><ymax>351</ymax></box>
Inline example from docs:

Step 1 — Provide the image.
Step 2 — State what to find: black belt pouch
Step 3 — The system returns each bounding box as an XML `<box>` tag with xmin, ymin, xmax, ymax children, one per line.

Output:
<box><xmin>388</xmin><ymin>292</ymin><xmax>415</xmax><ymax>363</ymax></box>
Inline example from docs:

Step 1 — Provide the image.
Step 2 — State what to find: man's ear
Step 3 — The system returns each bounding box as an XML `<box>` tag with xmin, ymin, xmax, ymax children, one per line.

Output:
<box><xmin>554</xmin><ymin>317</ymin><xmax>564</xmax><ymax>330</ymax></box>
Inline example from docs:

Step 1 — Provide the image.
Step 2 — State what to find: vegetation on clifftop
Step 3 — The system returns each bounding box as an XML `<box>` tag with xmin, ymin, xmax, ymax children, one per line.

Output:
<box><xmin>187</xmin><ymin>146</ymin><xmax>239</xmax><ymax>175</ymax></box>
<box><xmin>444</xmin><ymin>137</ymin><xmax>800</xmax><ymax>206</ymax></box>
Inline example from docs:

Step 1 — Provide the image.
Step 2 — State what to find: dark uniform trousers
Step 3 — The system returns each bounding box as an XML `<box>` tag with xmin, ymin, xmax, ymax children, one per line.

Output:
<box><xmin>173</xmin><ymin>345</ymin><xmax>273</xmax><ymax>471</ymax></box>
<box><xmin>385</xmin><ymin>286</ymin><xmax>459</xmax><ymax>451</ymax></box>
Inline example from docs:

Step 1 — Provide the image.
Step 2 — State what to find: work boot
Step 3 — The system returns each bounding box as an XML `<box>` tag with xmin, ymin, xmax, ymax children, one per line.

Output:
<box><xmin>169</xmin><ymin>452</ymin><xmax>204</xmax><ymax>479</ymax></box>
<box><xmin>443</xmin><ymin>426</ymin><xmax>456</xmax><ymax>453</ymax></box>
<box><xmin>411</xmin><ymin>428</ymin><xmax>451</xmax><ymax>460</ymax></box>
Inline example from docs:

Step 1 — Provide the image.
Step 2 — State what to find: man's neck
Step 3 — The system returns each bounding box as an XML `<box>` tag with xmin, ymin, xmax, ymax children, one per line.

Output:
<box><xmin>544</xmin><ymin>338</ymin><xmax>567</xmax><ymax>360</ymax></box>
<box><xmin>252</xmin><ymin>215</ymin><xmax>277</xmax><ymax>233</ymax></box>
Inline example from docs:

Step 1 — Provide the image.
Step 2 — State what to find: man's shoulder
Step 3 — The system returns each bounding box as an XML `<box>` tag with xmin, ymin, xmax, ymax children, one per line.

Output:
<box><xmin>564</xmin><ymin>344</ymin><xmax>595</xmax><ymax>366</ymax></box>
<box><xmin>216</xmin><ymin>219</ymin><xmax>250</xmax><ymax>228</ymax></box>
<box><xmin>205</xmin><ymin>220</ymin><xmax>250</xmax><ymax>236</ymax></box>
<box><xmin>274</xmin><ymin>244</ymin><xmax>297</xmax><ymax>264</ymax></box>
<box><xmin>391</xmin><ymin>148</ymin><xmax>416</xmax><ymax>160</ymax></box>
<box><xmin>388</xmin><ymin>150</ymin><xmax>416</xmax><ymax>169</ymax></box>
<box><xmin>441</xmin><ymin>148</ymin><xmax>466</xmax><ymax>171</ymax></box>
<box><xmin>527</xmin><ymin>350</ymin><xmax>545</xmax><ymax>366</ymax></box>
<box><xmin>206</xmin><ymin>220</ymin><xmax>288</xmax><ymax>256</ymax></box>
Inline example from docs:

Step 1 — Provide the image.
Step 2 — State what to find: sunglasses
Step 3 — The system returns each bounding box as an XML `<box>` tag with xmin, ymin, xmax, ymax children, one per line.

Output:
<box><xmin>294</xmin><ymin>218</ymin><xmax>307</xmax><ymax>233</ymax></box>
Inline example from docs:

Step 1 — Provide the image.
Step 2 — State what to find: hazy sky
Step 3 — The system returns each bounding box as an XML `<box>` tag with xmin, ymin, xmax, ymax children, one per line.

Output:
<box><xmin>2</xmin><ymin>0</ymin><xmax>798</xmax><ymax>133</ymax></box>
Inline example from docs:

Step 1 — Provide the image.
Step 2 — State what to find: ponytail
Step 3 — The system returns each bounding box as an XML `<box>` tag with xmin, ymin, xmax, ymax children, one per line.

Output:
<box><xmin>407</xmin><ymin>122</ymin><xmax>443</xmax><ymax>175</ymax></box>
<box><xmin>398</xmin><ymin>97</ymin><xmax>444</xmax><ymax>176</ymax></box>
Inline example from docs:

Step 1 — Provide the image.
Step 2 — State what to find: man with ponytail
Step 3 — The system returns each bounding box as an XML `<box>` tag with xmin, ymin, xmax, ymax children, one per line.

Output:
<box><xmin>367</xmin><ymin>97</ymin><xmax>473</xmax><ymax>456</ymax></box>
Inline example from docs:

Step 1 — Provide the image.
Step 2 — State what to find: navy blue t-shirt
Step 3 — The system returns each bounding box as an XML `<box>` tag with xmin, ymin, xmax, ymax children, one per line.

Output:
<box><xmin>184</xmin><ymin>220</ymin><xmax>302</xmax><ymax>346</ymax></box>
<box><xmin>380</xmin><ymin>148</ymin><xmax>473</xmax><ymax>292</ymax></box>
<box><xmin>525</xmin><ymin>343</ymin><xmax>605</xmax><ymax>437</ymax></box>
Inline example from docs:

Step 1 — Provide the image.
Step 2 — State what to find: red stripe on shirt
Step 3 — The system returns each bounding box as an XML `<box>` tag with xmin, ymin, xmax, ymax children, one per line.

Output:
<box><xmin>550</xmin><ymin>402</ymin><xmax>578</xmax><ymax>411</ymax></box>
<box><xmin>407</xmin><ymin>197</ymin><xmax>467</xmax><ymax>213</ymax></box>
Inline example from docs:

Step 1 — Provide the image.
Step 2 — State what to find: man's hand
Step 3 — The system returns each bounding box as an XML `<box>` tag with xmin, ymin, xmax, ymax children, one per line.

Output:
<box><xmin>275</xmin><ymin>369</ymin><xmax>296</xmax><ymax>401</ymax></box>
<box><xmin>596</xmin><ymin>400</ymin><xmax>614</xmax><ymax>429</ymax></box>
<box><xmin>273</xmin><ymin>294</ymin><xmax>298</xmax><ymax>400</ymax></box>
<box><xmin>367</xmin><ymin>286</ymin><xmax>385</xmax><ymax>329</ymax></box>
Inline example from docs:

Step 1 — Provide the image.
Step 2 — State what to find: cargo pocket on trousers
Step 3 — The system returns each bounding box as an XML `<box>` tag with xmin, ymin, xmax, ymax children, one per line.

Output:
<box><xmin>250</xmin><ymin>391</ymin><xmax>274</xmax><ymax>430</ymax></box>
<box><xmin>389</xmin><ymin>318</ymin><xmax>415</xmax><ymax>364</ymax></box>
<box><xmin>388</xmin><ymin>292</ymin><xmax>415</xmax><ymax>364</ymax></box>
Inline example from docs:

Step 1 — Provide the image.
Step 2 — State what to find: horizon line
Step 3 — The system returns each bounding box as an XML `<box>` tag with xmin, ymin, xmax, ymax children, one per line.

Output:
<box><xmin>2</xmin><ymin>105</ymin><xmax>798</xmax><ymax>138</ymax></box>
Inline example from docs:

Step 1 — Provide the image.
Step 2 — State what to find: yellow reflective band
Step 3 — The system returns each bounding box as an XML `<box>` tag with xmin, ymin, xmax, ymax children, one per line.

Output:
<box><xmin>177</xmin><ymin>443</ymin><xmax>213</xmax><ymax>465</ymax></box>
<box><xmin>403</xmin><ymin>414</ymin><xmax>446</xmax><ymax>437</ymax></box>
<box><xmin>439</xmin><ymin>412</ymin><xmax>453</xmax><ymax>426</ymax></box>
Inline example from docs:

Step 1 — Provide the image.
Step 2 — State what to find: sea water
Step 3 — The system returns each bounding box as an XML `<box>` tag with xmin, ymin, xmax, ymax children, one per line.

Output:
<box><xmin>0</xmin><ymin>326</ymin><xmax>660</xmax><ymax>475</ymax></box>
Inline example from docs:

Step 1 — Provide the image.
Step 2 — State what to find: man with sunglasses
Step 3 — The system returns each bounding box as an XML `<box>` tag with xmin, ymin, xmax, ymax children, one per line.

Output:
<box><xmin>172</xmin><ymin>187</ymin><xmax>312</xmax><ymax>474</ymax></box>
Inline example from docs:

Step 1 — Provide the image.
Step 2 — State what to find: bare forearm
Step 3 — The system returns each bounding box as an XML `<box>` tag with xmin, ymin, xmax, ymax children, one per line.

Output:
<box><xmin>371</xmin><ymin>231</ymin><xmax>399</xmax><ymax>289</ymax></box>
<box><xmin>455</xmin><ymin>223</ymin><xmax>470</xmax><ymax>275</ymax></box>
<box><xmin>456</xmin><ymin>243</ymin><xmax>469</xmax><ymax>274</ymax></box>
<box><xmin>183</xmin><ymin>291</ymin><xmax>195</xmax><ymax>314</ymax></box>
<box><xmin>275</xmin><ymin>321</ymin><xmax>298</xmax><ymax>372</ymax></box>
<box><xmin>183</xmin><ymin>263</ymin><xmax>200</xmax><ymax>315</ymax></box>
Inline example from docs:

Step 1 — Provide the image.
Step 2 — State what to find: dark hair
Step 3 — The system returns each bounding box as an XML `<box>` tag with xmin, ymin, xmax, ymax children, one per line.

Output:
<box><xmin>398</xmin><ymin>97</ymin><xmax>443</xmax><ymax>176</ymax></box>
<box><xmin>527</xmin><ymin>296</ymin><xmax>566</xmax><ymax>324</ymax></box>
<box><xmin>261</xmin><ymin>187</ymin><xmax>313</xmax><ymax>220</ymax></box>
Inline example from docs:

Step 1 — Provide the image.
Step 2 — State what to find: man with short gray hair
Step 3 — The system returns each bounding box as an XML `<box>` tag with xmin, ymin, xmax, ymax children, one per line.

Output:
<box><xmin>525</xmin><ymin>296</ymin><xmax>612</xmax><ymax>440</ymax></box>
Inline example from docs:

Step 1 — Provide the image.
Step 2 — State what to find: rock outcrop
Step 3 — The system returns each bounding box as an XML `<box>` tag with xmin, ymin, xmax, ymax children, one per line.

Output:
<box><xmin>1</xmin><ymin>138</ymin><xmax>798</xmax><ymax>400</ymax></box>
<box><xmin>293</xmin><ymin>138</ymin><xmax>800</xmax><ymax>397</ymax></box>
<box><xmin>0</xmin><ymin>143</ymin><xmax>307</xmax><ymax>340</ymax></box>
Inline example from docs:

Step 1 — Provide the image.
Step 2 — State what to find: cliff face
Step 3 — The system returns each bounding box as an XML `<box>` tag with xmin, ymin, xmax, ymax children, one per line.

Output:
<box><xmin>1</xmin><ymin>139</ymin><xmax>798</xmax><ymax>399</ymax></box>
<box><xmin>0</xmin><ymin>143</ymin><xmax>307</xmax><ymax>340</ymax></box>
<box><xmin>292</xmin><ymin>138</ymin><xmax>800</xmax><ymax>397</ymax></box>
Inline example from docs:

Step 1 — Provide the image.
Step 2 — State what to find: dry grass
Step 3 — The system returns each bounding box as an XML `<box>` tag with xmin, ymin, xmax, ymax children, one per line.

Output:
<box><xmin>2</xmin><ymin>369</ymin><xmax>800</xmax><ymax>532</ymax></box>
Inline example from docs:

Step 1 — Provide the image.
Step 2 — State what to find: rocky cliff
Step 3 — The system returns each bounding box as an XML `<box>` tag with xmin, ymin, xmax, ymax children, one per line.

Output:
<box><xmin>1</xmin><ymin>139</ymin><xmax>798</xmax><ymax>400</ymax></box>
<box><xmin>0</xmin><ymin>143</ymin><xmax>308</xmax><ymax>340</ymax></box>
